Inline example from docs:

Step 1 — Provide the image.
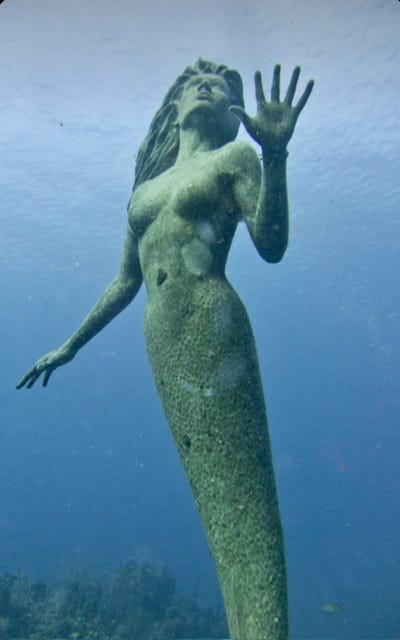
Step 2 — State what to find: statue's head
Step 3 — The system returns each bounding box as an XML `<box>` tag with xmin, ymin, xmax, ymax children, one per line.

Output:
<box><xmin>133</xmin><ymin>58</ymin><xmax>244</xmax><ymax>188</ymax></box>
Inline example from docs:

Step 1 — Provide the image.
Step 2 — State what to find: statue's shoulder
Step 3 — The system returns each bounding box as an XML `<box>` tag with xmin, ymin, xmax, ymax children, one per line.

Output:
<box><xmin>221</xmin><ymin>140</ymin><xmax>261</xmax><ymax>178</ymax></box>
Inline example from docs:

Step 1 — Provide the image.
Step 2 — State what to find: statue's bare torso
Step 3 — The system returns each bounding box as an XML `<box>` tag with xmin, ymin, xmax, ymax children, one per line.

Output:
<box><xmin>129</xmin><ymin>141</ymin><xmax>257</xmax><ymax>293</ymax></box>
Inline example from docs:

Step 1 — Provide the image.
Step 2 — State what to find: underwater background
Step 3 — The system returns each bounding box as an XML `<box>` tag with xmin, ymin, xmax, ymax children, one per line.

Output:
<box><xmin>1</xmin><ymin>0</ymin><xmax>399</xmax><ymax>638</ymax></box>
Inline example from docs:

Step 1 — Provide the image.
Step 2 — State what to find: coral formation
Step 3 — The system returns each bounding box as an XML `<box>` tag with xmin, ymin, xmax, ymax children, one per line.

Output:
<box><xmin>0</xmin><ymin>561</ymin><xmax>227</xmax><ymax>639</ymax></box>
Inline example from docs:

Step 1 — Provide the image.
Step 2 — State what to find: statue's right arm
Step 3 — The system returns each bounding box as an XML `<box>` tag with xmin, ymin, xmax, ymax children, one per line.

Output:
<box><xmin>16</xmin><ymin>225</ymin><xmax>143</xmax><ymax>389</ymax></box>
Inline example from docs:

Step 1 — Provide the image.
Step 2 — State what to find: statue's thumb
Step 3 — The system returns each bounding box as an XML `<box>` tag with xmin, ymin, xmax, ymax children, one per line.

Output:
<box><xmin>229</xmin><ymin>105</ymin><xmax>246</xmax><ymax>122</ymax></box>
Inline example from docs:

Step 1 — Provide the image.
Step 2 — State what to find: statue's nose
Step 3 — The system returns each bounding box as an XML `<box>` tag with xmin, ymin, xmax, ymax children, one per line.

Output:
<box><xmin>197</xmin><ymin>79</ymin><xmax>211</xmax><ymax>92</ymax></box>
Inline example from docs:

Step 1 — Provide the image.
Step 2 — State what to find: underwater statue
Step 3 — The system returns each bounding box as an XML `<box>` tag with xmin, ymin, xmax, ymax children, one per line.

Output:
<box><xmin>17</xmin><ymin>59</ymin><xmax>313</xmax><ymax>640</ymax></box>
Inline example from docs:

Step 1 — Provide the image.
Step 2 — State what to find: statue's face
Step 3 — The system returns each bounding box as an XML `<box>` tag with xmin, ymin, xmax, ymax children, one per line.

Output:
<box><xmin>178</xmin><ymin>73</ymin><xmax>238</xmax><ymax>140</ymax></box>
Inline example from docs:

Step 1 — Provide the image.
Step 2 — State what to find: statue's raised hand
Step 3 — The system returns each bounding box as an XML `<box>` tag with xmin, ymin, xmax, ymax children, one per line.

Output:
<box><xmin>230</xmin><ymin>65</ymin><xmax>314</xmax><ymax>153</ymax></box>
<box><xmin>16</xmin><ymin>344</ymin><xmax>74</xmax><ymax>389</ymax></box>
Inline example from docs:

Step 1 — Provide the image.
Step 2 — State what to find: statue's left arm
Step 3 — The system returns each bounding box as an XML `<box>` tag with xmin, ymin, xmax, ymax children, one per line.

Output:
<box><xmin>231</xmin><ymin>65</ymin><xmax>314</xmax><ymax>263</ymax></box>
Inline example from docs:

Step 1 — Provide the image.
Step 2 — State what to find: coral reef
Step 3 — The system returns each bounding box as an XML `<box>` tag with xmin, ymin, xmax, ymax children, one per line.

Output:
<box><xmin>0</xmin><ymin>561</ymin><xmax>227</xmax><ymax>639</ymax></box>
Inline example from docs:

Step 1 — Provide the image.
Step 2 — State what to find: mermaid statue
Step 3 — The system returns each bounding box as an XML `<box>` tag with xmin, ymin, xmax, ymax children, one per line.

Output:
<box><xmin>17</xmin><ymin>59</ymin><xmax>313</xmax><ymax>640</ymax></box>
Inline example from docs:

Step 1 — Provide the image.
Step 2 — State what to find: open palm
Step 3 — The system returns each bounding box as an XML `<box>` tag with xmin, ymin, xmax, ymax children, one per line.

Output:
<box><xmin>230</xmin><ymin>65</ymin><xmax>314</xmax><ymax>152</ymax></box>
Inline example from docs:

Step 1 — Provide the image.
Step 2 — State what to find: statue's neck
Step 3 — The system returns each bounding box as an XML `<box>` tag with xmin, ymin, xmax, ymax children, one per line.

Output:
<box><xmin>176</xmin><ymin>125</ymin><xmax>221</xmax><ymax>164</ymax></box>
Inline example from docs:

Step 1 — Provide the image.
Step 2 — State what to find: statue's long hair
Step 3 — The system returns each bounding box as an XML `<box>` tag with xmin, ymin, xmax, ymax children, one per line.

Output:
<box><xmin>132</xmin><ymin>58</ymin><xmax>244</xmax><ymax>190</ymax></box>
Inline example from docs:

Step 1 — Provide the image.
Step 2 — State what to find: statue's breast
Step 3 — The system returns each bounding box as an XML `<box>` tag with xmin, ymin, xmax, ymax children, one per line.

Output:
<box><xmin>171</xmin><ymin>162</ymin><xmax>223</xmax><ymax>221</ymax></box>
<box><xmin>128</xmin><ymin>151</ymin><xmax>236</xmax><ymax>237</ymax></box>
<box><xmin>127</xmin><ymin>179</ymin><xmax>166</xmax><ymax>236</ymax></box>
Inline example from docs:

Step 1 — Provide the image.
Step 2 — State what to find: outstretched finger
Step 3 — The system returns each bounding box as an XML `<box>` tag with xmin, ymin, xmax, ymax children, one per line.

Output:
<box><xmin>285</xmin><ymin>66</ymin><xmax>300</xmax><ymax>106</ymax></box>
<box><xmin>254</xmin><ymin>71</ymin><xmax>266</xmax><ymax>105</ymax></box>
<box><xmin>294</xmin><ymin>79</ymin><xmax>314</xmax><ymax>115</ymax></box>
<box><xmin>43</xmin><ymin>369</ymin><xmax>53</xmax><ymax>387</ymax></box>
<box><xmin>271</xmin><ymin>64</ymin><xmax>281</xmax><ymax>102</ymax></box>
<box><xmin>16</xmin><ymin>368</ymin><xmax>36</xmax><ymax>389</ymax></box>
<box><xmin>26</xmin><ymin>370</ymin><xmax>41</xmax><ymax>389</ymax></box>
<box><xmin>16</xmin><ymin>377</ymin><xmax>27</xmax><ymax>390</ymax></box>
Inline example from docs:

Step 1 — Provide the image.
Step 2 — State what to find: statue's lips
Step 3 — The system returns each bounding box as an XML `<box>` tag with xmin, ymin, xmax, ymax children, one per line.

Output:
<box><xmin>195</xmin><ymin>93</ymin><xmax>214</xmax><ymax>101</ymax></box>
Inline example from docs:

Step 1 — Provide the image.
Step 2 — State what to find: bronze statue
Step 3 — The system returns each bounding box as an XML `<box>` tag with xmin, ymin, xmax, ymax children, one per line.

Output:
<box><xmin>17</xmin><ymin>59</ymin><xmax>313</xmax><ymax>640</ymax></box>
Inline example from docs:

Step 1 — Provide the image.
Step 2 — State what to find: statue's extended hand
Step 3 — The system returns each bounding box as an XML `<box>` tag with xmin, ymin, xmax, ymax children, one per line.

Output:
<box><xmin>16</xmin><ymin>345</ymin><xmax>74</xmax><ymax>389</ymax></box>
<box><xmin>230</xmin><ymin>65</ymin><xmax>314</xmax><ymax>152</ymax></box>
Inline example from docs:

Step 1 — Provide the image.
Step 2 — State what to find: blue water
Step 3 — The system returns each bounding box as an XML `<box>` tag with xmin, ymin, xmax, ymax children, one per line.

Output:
<box><xmin>1</xmin><ymin>0</ymin><xmax>399</xmax><ymax>637</ymax></box>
